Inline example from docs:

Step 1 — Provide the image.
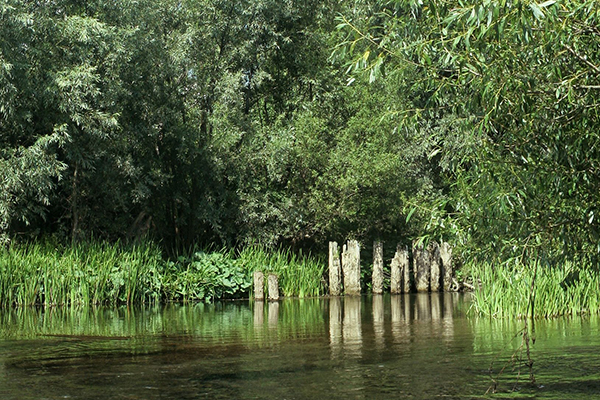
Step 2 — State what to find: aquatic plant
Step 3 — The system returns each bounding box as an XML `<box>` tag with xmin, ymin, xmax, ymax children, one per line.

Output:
<box><xmin>162</xmin><ymin>250</ymin><xmax>251</xmax><ymax>302</ymax></box>
<box><xmin>0</xmin><ymin>241</ymin><xmax>327</xmax><ymax>306</ymax></box>
<box><xmin>0</xmin><ymin>241</ymin><xmax>163</xmax><ymax>307</ymax></box>
<box><xmin>467</xmin><ymin>260</ymin><xmax>600</xmax><ymax>318</ymax></box>
<box><xmin>237</xmin><ymin>246</ymin><xmax>326</xmax><ymax>298</ymax></box>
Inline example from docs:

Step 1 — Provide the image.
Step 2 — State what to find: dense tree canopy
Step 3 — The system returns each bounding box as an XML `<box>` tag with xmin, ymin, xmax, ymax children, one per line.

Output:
<box><xmin>0</xmin><ymin>0</ymin><xmax>425</xmax><ymax>251</ymax></box>
<box><xmin>1</xmin><ymin>0</ymin><xmax>599</xmax><ymax>265</ymax></box>
<box><xmin>336</xmin><ymin>0</ymin><xmax>600</xmax><ymax>263</ymax></box>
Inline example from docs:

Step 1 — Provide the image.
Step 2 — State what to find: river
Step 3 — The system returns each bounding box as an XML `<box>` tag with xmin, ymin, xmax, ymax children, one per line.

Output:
<box><xmin>1</xmin><ymin>294</ymin><xmax>599</xmax><ymax>399</ymax></box>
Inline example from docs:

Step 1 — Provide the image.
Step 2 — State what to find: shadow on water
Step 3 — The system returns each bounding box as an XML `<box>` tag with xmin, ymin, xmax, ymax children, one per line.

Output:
<box><xmin>1</xmin><ymin>294</ymin><xmax>599</xmax><ymax>399</ymax></box>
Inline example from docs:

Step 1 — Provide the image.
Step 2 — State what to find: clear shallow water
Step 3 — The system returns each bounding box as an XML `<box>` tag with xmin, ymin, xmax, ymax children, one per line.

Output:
<box><xmin>0</xmin><ymin>294</ymin><xmax>599</xmax><ymax>399</ymax></box>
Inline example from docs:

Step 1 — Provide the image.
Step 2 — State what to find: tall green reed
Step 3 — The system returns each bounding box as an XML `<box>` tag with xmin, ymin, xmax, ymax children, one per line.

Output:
<box><xmin>237</xmin><ymin>246</ymin><xmax>326</xmax><ymax>298</ymax></box>
<box><xmin>0</xmin><ymin>241</ymin><xmax>163</xmax><ymax>307</ymax></box>
<box><xmin>467</xmin><ymin>260</ymin><xmax>600</xmax><ymax>318</ymax></box>
<box><xmin>0</xmin><ymin>241</ymin><xmax>326</xmax><ymax>306</ymax></box>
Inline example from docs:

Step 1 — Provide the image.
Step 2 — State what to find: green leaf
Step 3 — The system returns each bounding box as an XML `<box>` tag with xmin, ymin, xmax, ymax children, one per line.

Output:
<box><xmin>530</xmin><ymin>3</ymin><xmax>545</xmax><ymax>20</ymax></box>
<box><xmin>406</xmin><ymin>207</ymin><xmax>417</xmax><ymax>223</ymax></box>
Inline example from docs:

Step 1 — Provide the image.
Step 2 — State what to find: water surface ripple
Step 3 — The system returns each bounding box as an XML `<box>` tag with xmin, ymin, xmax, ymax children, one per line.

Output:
<box><xmin>1</xmin><ymin>294</ymin><xmax>599</xmax><ymax>399</ymax></box>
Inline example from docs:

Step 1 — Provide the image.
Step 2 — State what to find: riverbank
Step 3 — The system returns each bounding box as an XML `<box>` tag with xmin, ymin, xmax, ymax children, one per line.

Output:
<box><xmin>3</xmin><ymin>241</ymin><xmax>600</xmax><ymax>319</ymax></box>
<box><xmin>0</xmin><ymin>241</ymin><xmax>325</xmax><ymax>307</ymax></box>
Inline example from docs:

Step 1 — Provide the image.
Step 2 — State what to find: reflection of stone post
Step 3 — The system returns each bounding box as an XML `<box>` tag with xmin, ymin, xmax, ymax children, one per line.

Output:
<box><xmin>329</xmin><ymin>297</ymin><xmax>342</xmax><ymax>358</ymax></box>
<box><xmin>415</xmin><ymin>293</ymin><xmax>431</xmax><ymax>321</ymax></box>
<box><xmin>444</xmin><ymin>292</ymin><xmax>455</xmax><ymax>319</ymax></box>
<box><xmin>253</xmin><ymin>271</ymin><xmax>264</xmax><ymax>300</ymax></box>
<box><xmin>442</xmin><ymin>293</ymin><xmax>455</xmax><ymax>341</ymax></box>
<box><xmin>405</xmin><ymin>294</ymin><xmax>411</xmax><ymax>319</ymax></box>
<box><xmin>343</xmin><ymin>296</ymin><xmax>362</xmax><ymax>355</ymax></box>
<box><xmin>373</xmin><ymin>295</ymin><xmax>384</xmax><ymax>349</ymax></box>
<box><xmin>342</xmin><ymin>240</ymin><xmax>361</xmax><ymax>295</ymax></box>
<box><xmin>441</xmin><ymin>242</ymin><xmax>453</xmax><ymax>292</ymax></box>
<box><xmin>391</xmin><ymin>295</ymin><xmax>402</xmax><ymax>323</ymax></box>
<box><xmin>413</xmin><ymin>241</ymin><xmax>430</xmax><ymax>292</ymax></box>
<box><xmin>268</xmin><ymin>274</ymin><xmax>279</xmax><ymax>301</ymax></box>
<box><xmin>390</xmin><ymin>245</ymin><xmax>409</xmax><ymax>294</ymax></box>
<box><xmin>268</xmin><ymin>301</ymin><xmax>279</xmax><ymax>327</ymax></box>
<box><xmin>391</xmin><ymin>295</ymin><xmax>409</xmax><ymax>343</ymax></box>
<box><xmin>431</xmin><ymin>292</ymin><xmax>441</xmax><ymax>321</ymax></box>
<box><xmin>372</xmin><ymin>241</ymin><xmax>384</xmax><ymax>294</ymax></box>
<box><xmin>254</xmin><ymin>301</ymin><xmax>264</xmax><ymax>327</ymax></box>
<box><xmin>429</xmin><ymin>242</ymin><xmax>441</xmax><ymax>292</ymax></box>
<box><xmin>329</xmin><ymin>241</ymin><xmax>342</xmax><ymax>296</ymax></box>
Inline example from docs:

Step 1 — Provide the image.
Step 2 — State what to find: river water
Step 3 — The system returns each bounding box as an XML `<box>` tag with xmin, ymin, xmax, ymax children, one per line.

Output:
<box><xmin>0</xmin><ymin>294</ymin><xmax>599</xmax><ymax>399</ymax></box>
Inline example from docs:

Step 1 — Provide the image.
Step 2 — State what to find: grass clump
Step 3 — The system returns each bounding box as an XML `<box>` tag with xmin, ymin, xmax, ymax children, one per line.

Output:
<box><xmin>237</xmin><ymin>246</ymin><xmax>326</xmax><ymax>298</ymax></box>
<box><xmin>0</xmin><ymin>241</ymin><xmax>327</xmax><ymax>307</ymax></box>
<box><xmin>467</xmin><ymin>260</ymin><xmax>600</xmax><ymax>318</ymax></box>
<box><xmin>0</xmin><ymin>241</ymin><xmax>163</xmax><ymax>307</ymax></box>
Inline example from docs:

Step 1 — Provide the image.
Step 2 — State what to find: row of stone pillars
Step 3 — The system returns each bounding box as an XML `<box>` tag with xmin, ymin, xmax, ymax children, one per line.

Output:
<box><xmin>253</xmin><ymin>271</ymin><xmax>279</xmax><ymax>301</ymax></box>
<box><xmin>329</xmin><ymin>240</ymin><xmax>454</xmax><ymax>295</ymax></box>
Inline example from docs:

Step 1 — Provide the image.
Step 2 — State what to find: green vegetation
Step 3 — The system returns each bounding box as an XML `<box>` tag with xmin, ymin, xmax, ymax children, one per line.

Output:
<box><xmin>0</xmin><ymin>241</ymin><xmax>325</xmax><ymax>306</ymax></box>
<box><xmin>237</xmin><ymin>247</ymin><xmax>326</xmax><ymax>298</ymax></box>
<box><xmin>0</xmin><ymin>301</ymin><xmax>327</xmax><ymax>344</ymax></box>
<box><xmin>335</xmin><ymin>0</ymin><xmax>600</xmax><ymax>317</ymax></box>
<box><xmin>162</xmin><ymin>250</ymin><xmax>251</xmax><ymax>303</ymax></box>
<box><xmin>468</xmin><ymin>261</ymin><xmax>600</xmax><ymax>318</ymax></box>
<box><xmin>0</xmin><ymin>241</ymin><xmax>162</xmax><ymax>306</ymax></box>
<box><xmin>0</xmin><ymin>0</ymin><xmax>427</xmax><ymax>250</ymax></box>
<box><xmin>1</xmin><ymin>0</ymin><xmax>600</xmax><ymax>314</ymax></box>
<box><xmin>337</xmin><ymin>0</ymin><xmax>600</xmax><ymax>262</ymax></box>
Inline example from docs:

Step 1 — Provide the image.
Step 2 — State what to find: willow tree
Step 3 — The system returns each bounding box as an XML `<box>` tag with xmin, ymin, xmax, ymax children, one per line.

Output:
<box><xmin>336</xmin><ymin>0</ymin><xmax>600</xmax><ymax>263</ymax></box>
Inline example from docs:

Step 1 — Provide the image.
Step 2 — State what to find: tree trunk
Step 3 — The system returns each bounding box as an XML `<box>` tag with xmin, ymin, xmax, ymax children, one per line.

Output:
<box><xmin>71</xmin><ymin>163</ymin><xmax>80</xmax><ymax>245</ymax></box>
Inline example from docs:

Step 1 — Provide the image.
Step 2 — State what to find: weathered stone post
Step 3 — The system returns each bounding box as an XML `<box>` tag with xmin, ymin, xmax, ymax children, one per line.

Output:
<box><xmin>402</xmin><ymin>250</ymin><xmax>411</xmax><ymax>294</ymax></box>
<box><xmin>429</xmin><ymin>242</ymin><xmax>442</xmax><ymax>292</ymax></box>
<box><xmin>441</xmin><ymin>242</ymin><xmax>453</xmax><ymax>292</ymax></box>
<box><xmin>372</xmin><ymin>240</ymin><xmax>384</xmax><ymax>294</ymax></box>
<box><xmin>253</xmin><ymin>271</ymin><xmax>264</xmax><ymax>301</ymax></box>
<box><xmin>390</xmin><ymin>244</ymin><xmax>408</xmax><ymax>294</ymax></box>
<box><xmin>267</xmin><ymin>273</ymin><xmax>279</xmax><ymax>301</ymax></box>
<box><xmin>390</xmin><ymin>251</ymin><xmax>401</xmax><ymax>294</ymax></box>
<box><xmin>391</xmin><ymin>245</ymin><xmax>410</xmax><ymax>294</ymax></box>
<box><xmin>329</xmin><ymin>241</ymin><xmax>342</xmax><ymax>296</ymax></box>
<box><xmin>342</xmin><ymin>240</ymin><xmax>361</xmax><ymax>295</ymax></box>
<box><xmin>413</xmin><ymin>240</ymin><xmax>430</xmax><ymax>292</ymax></box>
